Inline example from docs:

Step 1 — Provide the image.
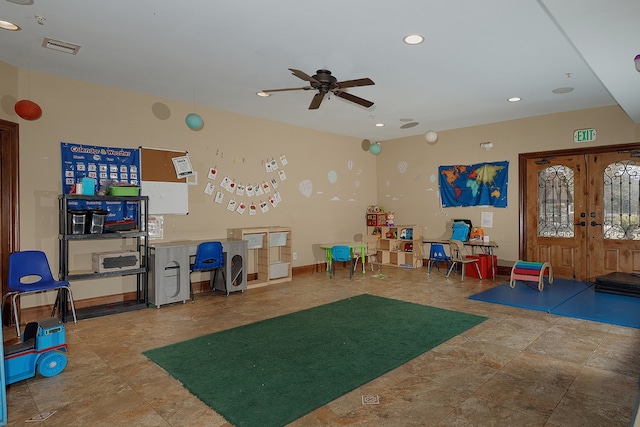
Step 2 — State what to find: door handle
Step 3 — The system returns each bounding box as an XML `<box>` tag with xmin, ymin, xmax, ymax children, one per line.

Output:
<box><xmin>590</xmin><ymin>221</ymin><xmax>601</xmax><ymax>226</ymax></box>
<box><xmin>574</xmin><ymin>221</ymin><xmax>586</xmax><ymax>226</ymax></box>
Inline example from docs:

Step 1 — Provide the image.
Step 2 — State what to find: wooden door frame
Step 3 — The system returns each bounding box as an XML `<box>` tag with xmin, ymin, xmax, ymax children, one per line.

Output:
<box><xmin>0</xmin><ymin>118</ymin><xmax>20</xmax><ymax>300</ymax></box>
<box><xmin>519</xmin><ymin>142</ymin><xmax>640</xmax><ymax>260</ymax></box>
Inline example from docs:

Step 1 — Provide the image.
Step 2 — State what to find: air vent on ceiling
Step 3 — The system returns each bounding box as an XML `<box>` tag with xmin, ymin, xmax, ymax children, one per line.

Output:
<box><xmin>42</xmin><ymin>38</ymin><xmax>81</xmax><ymax>55</ymax></box>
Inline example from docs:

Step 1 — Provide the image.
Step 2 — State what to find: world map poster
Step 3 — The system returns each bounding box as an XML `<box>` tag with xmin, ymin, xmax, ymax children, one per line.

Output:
<box><xmin>438</xmin><ymin>161</ymin><xmax>508</xmax><ymax>208</ymax></box>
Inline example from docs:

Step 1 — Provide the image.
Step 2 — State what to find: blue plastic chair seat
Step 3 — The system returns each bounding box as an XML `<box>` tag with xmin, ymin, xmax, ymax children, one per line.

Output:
<box><xmin>190</xmin><ymin>241</ymin><xmax>226</xmax><ymax>300</ymax></box>
<box><xmin>427</xmin><ymin>243</ymin><xmax>452</xmax><ymax>275</ymax></box>
<box><xmin>3</xmin><ymin>250</ymin><xmax>77</xmax><ymax>337</ymax></box>
<box><xmin>330</xmin><ymin>245</ymin><xmax>355</xmax><ymax>279</ymax></box>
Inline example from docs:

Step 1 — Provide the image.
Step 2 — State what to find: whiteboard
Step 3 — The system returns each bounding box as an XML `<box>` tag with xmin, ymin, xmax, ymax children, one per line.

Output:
<box><xmin>141</xmin><ymin>181</ymin><xmax>189</xmax><ymax>215</ymax></box>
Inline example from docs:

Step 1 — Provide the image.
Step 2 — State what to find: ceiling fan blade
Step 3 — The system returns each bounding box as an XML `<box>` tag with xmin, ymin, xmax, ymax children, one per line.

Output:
<box><xmin>289</xmin><ymin>68</ymin><xmax>319</xmax><ymax>84</ymax></box>
<box><xmin>262</xmin><ymin>86</ymin><xmax>312</xmax><ymax>93</ymax></box>
<box><xmin>335</xmin><ymin>78</ymin><xmax>374</xmax><ymax>89</ymax></box>
<box><xmin>334</xmin><ymin>91</ymin><xmax>374</xmax><ymax>108</ymax></box>
<box><xmin>309</xmin><ymin>92</ymin><xmax>325</xmax><ymax>110</ymax></box>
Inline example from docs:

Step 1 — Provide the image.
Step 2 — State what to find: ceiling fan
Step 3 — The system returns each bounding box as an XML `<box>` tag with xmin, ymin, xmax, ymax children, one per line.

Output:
<box><xmin>262</xmin><ymin>68</ymin><xmax>375</xmax><ymax>110</ymax></box>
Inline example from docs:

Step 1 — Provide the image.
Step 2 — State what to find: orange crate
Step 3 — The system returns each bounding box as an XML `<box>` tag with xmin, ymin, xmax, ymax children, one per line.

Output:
<box><xmin>465</xmin><ymin>254</ymin><xmax>497</xmax><ymax>279</ymax></box>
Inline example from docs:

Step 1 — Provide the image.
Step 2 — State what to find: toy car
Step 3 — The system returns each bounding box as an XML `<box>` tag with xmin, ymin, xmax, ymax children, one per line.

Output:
<box><xmin>3</xmin><ymin>317</ymin><xmax>68</xmax><ymax>385</ymax></box>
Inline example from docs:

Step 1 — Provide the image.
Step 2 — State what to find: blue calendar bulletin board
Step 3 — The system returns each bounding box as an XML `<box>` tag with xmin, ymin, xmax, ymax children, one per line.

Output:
<box><xmin>60</xmin><ymin>142</ymin><xmax>141</xmax><ymax>222</ymax></box>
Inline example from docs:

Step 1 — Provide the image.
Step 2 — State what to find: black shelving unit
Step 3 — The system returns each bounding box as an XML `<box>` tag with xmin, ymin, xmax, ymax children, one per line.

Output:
<box><xmin>58</xmin><ymin>194</ymin><xmax>149</xmax><ymax>321</ymax></box>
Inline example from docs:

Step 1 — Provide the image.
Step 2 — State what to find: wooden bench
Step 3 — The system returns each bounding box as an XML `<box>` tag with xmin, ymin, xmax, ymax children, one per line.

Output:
<box><xmin>509</xmin><ymin>261</ymin><xmax>553</xmax><ymax>291</ymax></box>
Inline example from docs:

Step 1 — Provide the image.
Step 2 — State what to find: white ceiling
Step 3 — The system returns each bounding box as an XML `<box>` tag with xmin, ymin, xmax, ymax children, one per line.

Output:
<box><xmin>1</xmin><ymin>0</ymin><xmax>638</xmax><ymax>141</ymax></box>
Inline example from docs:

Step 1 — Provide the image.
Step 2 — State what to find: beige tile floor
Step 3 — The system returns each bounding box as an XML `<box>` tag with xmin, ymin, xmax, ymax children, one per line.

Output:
<box><xmin>3</xmin><ymin>265</ymin><xmax>640</xmax><ymax>426</ymax></box>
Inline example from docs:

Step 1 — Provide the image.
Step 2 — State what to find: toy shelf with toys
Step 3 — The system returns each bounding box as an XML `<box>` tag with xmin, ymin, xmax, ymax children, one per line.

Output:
<box><xmin>365</xmin><ymin>207</ymin><xmax>423</xmax><ymax>268</ymax></box>
<box><xmin>367</xmin><ymin>225</ymin><xmax>423</xmax><ymax>268</ymax></box>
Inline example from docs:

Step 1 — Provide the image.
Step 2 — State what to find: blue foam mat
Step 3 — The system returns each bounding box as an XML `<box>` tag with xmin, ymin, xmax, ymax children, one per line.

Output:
<box><xmin>551</xmin><ymin>286</ymin><xmax>640</xmax><ymax>328</ymax></box>
<box><xmin>469</xmin><ymin>278</ymin><xmax>640</xmax><ymax>328</ymax></box>
<box><xmin>468</xmin><ymin>278</ymin><xmax>590</xmax><ymax>312</ymax></box>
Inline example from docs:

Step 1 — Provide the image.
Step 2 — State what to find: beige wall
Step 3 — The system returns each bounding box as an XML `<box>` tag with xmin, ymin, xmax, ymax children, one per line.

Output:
<box><xmin>1</xmin><ymin>62</ymin><xmax>639</xmax><ymax>307</ymax></box>
<box><xmin>0</xmin><ymin>61</ymin><xmax>18</xmax><ymax>114</ymax></box>
<box><xmin>0</xmin><ymin>64</ymin><xmax>377</xmax><ymax>305</ymax></box>
<box><xmin>376</xmin><ymin>106</ymin><xmax>640</xmax><ymax>263</ymax></box>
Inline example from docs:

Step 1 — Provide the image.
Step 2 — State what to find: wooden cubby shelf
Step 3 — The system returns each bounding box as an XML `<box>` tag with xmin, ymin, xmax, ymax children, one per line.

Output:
<box><xmin>366</xmin><ymin>223</ymin><xmax>423</xmax><ymax>268</ymax></box>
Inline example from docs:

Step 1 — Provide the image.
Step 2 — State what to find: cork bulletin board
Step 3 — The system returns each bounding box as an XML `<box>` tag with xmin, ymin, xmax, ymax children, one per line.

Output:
<box><xmin>140</xmin><ymin>147</ymin><xmax>189</xmax><ymax>215</ymax></box>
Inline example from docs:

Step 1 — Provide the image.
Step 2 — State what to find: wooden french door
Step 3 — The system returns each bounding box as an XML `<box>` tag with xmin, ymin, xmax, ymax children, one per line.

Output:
<box><xmin>521</xmin><ymin>144</ymin><xmax>640</xmax><ymax>281</ymax></box>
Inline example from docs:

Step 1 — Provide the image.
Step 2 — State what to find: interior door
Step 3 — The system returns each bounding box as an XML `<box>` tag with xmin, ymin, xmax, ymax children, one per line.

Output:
<box><xmin>588</xmin><ymin>152</ymin><xmax>640</xmax><ymax>277</ymax></box>
<box><xmin>523</xmin><ymin>147</ymin><xmax>640</xmax><ymax>281</ymax></box>
<box><xmin>525</xmin><ymin>154</ymin><xmax>587</xmax><ymax>280</ymax></box>
<box><xmin>0</xmin><ymin>119</ymin><xmax>21</xmax><ymax>326</ymax></box>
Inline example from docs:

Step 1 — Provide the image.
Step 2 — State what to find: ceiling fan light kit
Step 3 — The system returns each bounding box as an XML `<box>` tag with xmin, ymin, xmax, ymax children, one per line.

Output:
<box><xmin>262</xmin><ymin>68</ymin><xmax>375</xmax><ymax>110</ymax></box>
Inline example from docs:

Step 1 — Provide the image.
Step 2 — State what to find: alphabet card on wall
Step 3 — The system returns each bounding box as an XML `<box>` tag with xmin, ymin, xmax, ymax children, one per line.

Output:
<box><xmin>265</xmin><ymin>159</ymin><xmax>278</xmax><ymax>172</ymax></box>
<box><xmin>202</xmin><ymin>152</ymin><xmax>290</xmax><ymax>216</ymax></box>
<box><xmin>208</xmin><ymin>167</ymin><xmax>217</xmax><ymax>180</ymax></box>
<box><xmin>220</xmin><ymin>176</ymin><xmax>231</xmax><ymax>191</ymax></box>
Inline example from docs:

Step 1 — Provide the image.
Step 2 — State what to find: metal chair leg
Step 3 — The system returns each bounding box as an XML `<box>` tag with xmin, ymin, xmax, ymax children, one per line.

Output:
<box><xmin>11</xmin><ymin>294</ymin><xmax>21</xmax><ymax>337</ymax></box>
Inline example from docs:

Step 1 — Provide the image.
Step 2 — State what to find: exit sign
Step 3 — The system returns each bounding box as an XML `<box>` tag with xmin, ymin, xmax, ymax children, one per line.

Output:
<box><xmin>574</xmin><ymin>128</ymin><xmax>596</xmax><ymax>143</ymax></box>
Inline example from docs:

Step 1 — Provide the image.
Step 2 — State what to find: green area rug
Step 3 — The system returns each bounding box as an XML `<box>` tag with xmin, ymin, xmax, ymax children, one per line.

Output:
<box><xmin>143</xmin><ymin>294</ymin><xmax>487</xmax><ymax>426</ymax></box>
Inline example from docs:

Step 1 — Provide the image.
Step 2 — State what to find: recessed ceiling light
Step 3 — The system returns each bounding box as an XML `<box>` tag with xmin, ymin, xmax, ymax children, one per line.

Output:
<box><xmin>375</xmin><ymin>123</ymin><xmax>385</xmax><ymax>127</ymax></box>
<box><xmin>256</xmin><ymin>91</ymin><xmax>270</xmax><ymax>97</ymax></box>
<box><xmin>403</xmin><ymin>34</ymin><xmax>424</xmax><ymax>45</ymax></box>
<box><xmin>0</xmin><ymin>20</ymin><xmax>20</xmax><ymax>31</ymax></box>
<box><xmin>507</xmin><ymin>97</ymin><xmax>522</xmax><ymax>102</ymax></box>
<box><xmin>400</xmin><ymin>122</ymin><xmax>419</xmax><ymax>129</ymax></box>
<box><xmin>552</xmin><ymin>87</ymin><xmax>574</xmax><ymax>94</ymax></box>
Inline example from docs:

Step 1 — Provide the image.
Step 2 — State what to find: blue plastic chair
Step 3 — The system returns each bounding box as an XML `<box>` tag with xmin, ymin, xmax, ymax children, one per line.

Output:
<box><xmin>427</xmin><ymin>243</ymin><xmax>452</xmax><ymax>275</ymax></box>
<box><xmin>3</xmin><ymin>250</ymin><xmax>77</xmax><ymax>337</ymax></box>
<box><xmin>330</xmin><ymin>245</ymin><xmax>355</xmax><ymax>279</ymax></box>
<box><xmin>190</xmin><ymin>242</ymin><xmax>225</xmax><ymax>301</ymax></box>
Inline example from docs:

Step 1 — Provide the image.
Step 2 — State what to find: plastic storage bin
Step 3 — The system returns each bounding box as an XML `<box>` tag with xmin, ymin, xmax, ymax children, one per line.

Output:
<box><xmin>269</xmin><ymin>261</ymin><xmax>290</xmax><ymax>279</ymax></box>
<box><xmin>67</xmin><ymin>210</ymin><xmax>88</xmax><ymax>235</ymax></box>
<box><xmin>244</xmin><ymin>233</ymin><xmax>265</xmax><ymax>249</ymax></box>
<box><xmin>269</xmin><ymin>232</ymin><xmax>289</xmax><ymax>247</ymax></box>
<box><xmin>109</xmin><ymin>186</ymin><xmax>140</xmax><ymax>196</ymax></box>
<box><xmin>87</xmin><ymin>209</ymin><xmax>109</xmax><ymax>234</ymax></box>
